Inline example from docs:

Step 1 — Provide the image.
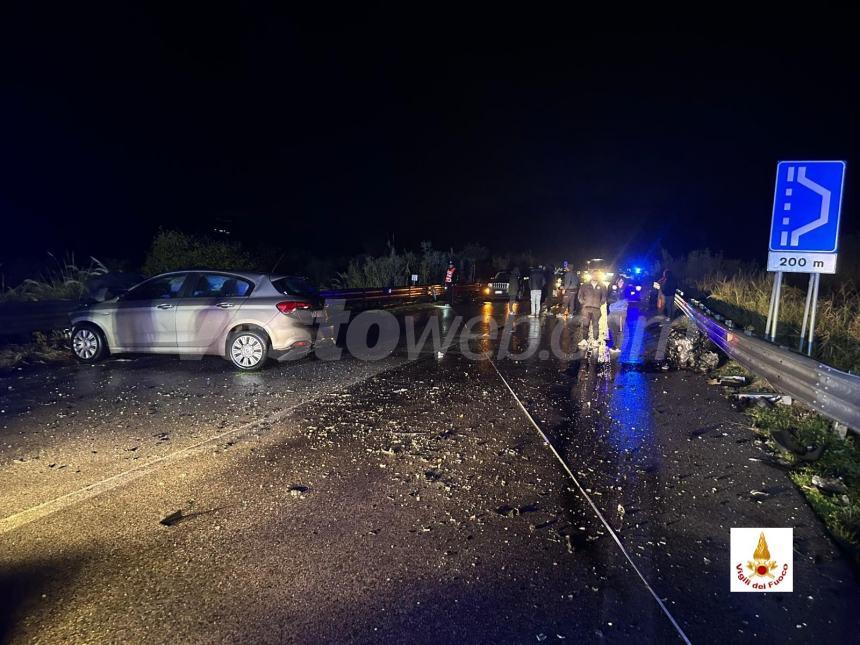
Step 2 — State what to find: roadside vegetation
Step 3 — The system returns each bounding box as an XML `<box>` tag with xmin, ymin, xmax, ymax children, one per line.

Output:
<box><xmin>753</xmin><ymin>403</ymin><xmax>860</xmax><ymax>565</ymax></box>
<box><xmin>662</xmin><ymin>247</ymin><xmax>860</xmax><ymax>373</ymax></box>
<box><xmin>0</xmin><ymin>330</ymin><xmax>72</xmax><ymax>371</ymax></box>
<box><xmin>713</xmin><ymin>361</ymin><xmax>860</xmax><ymax>568</ymax></box>
<box><xmin>0</xmin><ymin>254</ymin><xmax>108</xmax><ymax>303</ymax></box>
<box><xmin>142</xmin><ymin>229</ymin><xmax>252</xmax><ymax>276</ymax></box>
<box><xmin>700</xmin><ymin>272</ymin><xmax>860</xmax><ymax>373</ymax></box>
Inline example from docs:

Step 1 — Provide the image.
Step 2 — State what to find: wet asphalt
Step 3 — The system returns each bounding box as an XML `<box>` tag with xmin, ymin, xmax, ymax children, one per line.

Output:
<box><xmin>0</xmin><ymin>300</ymin><xmax>857</xmax><ymax>644</ymax></box>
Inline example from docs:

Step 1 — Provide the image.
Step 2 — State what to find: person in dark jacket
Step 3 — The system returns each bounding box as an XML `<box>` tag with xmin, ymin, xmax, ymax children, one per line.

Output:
<box><xmin>658</xmin><ymin>269</ymin><xmax>677</xmax><ymax>319</ymax></box>
<box><xmin>528</xmin><ymin>266</ymin><xmax>546</xmax><ymax>317</ymax></box>
<box><xmin>607</xmin><ymin>276</ymin><xmax>629</xmax><ymax>353</ymax></box>
<box><xmin>444</xmin><ymin>260</ymin><xmax>458</xmax><ymax>306</ymax></box>
<box><xmin>561</xmin><ymin>263</ymin><xmax>578</xmax><ymax>316</ymax></box>
<box><xmin>543</xmin><ymin>264</ymin><xmax>555</xmax><ymax>311</ymax></box>
<box><xmin>577</xmin><ymin>276</ymin><xmax>607</xmax><ymax>342</ymax></box>
<box><xmin>508</xmin><ymin>266</ymin><xmax>521</xmax><ymax>313</ymax></box>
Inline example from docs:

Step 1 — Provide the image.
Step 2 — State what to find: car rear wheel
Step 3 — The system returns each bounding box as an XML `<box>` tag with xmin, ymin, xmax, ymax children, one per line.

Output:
<box><xmin>72</xmin><ymin>325</ymin><xmax>108</xmax><ymax>363</ymax></box>
<box><xmin>227</xmin><ymin>330</ymin><xmax>268</xmax><ymax>371</ymax></box>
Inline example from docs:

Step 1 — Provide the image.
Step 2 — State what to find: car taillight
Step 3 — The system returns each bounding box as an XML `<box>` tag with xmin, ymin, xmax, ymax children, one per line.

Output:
<box><xmin>276</xmin><ymin>301</ymin><xmax>312</xmax><ymax>314</ymax></box>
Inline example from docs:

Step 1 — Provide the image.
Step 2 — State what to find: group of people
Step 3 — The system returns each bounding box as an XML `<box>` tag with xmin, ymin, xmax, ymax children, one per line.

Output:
<box><xmin>444</xmin><ymin>258</ymin><xmax>677</xmax><ymax>353</ymax></box>
<box><xmin>505</xmin><ymin>263</ymin><xmax>678</xmax><ymax>353</ymax></box>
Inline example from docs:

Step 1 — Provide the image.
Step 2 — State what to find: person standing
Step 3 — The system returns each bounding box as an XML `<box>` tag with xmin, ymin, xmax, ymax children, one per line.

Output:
<box><xmin>561</xmin><ymin>263</ymin><xmax>578</xmax><ymax>316</ymax></box>
<box><xmin>507</xmin><ymin>266</ymin><xmax>521</xmax><ymax>313</ymax></box>
<box><xmin>577</xmin><ymin>274</ymin><xmax>607</xmax><ymax>343</ymax></box>
<box><xmin>543</xmin><ymin>264</ymin><xmax>555</xmax><ymax>312</ymax></box>
<box><xmin>658</xmin><ymin>269</ymin><xmax>677</xmax><ymax>320</ymax></box>
<box><xmin>607</xmin><ymin>276</ymin><xmax>629</xmax><ymax>354</ymax></box>
<box><xmin>444</xmin><ymin>260</ymin><xmax>458</xmax><ymax>306</ymax></box>
<box><xmin>528</xmin><ymin>266</ymin><xmax>546</xmax><ymax>317</ymax></box>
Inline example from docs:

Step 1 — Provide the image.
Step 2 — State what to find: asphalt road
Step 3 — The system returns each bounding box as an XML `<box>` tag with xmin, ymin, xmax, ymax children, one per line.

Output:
<box><xmin>0</xmin><ymin>301</ymin><xmax>857</xmax><ymax>644</ymax></box>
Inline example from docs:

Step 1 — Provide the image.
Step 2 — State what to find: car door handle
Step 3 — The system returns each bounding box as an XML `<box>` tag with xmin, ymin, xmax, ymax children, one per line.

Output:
<box><xmin>156</xmin><ymin>303</ymin><xmax>175</xmax><ymax>310</ymax></box>
<box><xmin>216</xmin><ymin>302</ymin><xmax>235</xmax><ymax>309</ymax></box>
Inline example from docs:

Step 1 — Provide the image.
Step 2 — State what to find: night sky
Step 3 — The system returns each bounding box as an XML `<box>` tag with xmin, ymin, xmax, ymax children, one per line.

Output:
<box><xmin>2</xmin><ymin>5</ymin><xmax>857</xmax><ymax>272</ymax></box>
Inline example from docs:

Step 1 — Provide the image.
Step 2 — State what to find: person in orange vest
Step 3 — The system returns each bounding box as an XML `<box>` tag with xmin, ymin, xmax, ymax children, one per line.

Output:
<box><xmin>444</xmin><ymin>260</ymin><xmax>458</xmax><ymax>306</ymax></box>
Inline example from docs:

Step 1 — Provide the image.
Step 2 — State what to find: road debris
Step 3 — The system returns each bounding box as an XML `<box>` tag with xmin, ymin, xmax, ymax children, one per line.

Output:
<box><xmin>734</xmin><ymin>392</ymin><xmax>792</xmax><ymax>406</ymax></box>
<box><xmin>810</xmin><ymin>475</ymin><xmax>848</xmax><ymax>495</ymax></box>
<box><xmin>770</xmin><ymin>429</ymin><xmax>824</xmax><ymax>461</ymax></box>
<box><xmin>709</xmin><ymin>375</ymin><xmax>748</xmax><ymax>386</ymax></box>
<box><xmin>666</xmin><ymin>330</ymin><xmax>720</xmax><ymax>372</ymax></box>
<box><xmin>288</xmin><ymin>485</ymin><xmax>309</xmax><ymax>497</ymax></box>
<box><xmin>159</xmin><ymin>509</ymin><xmax>184</xmax><ymax>526</ymax></box>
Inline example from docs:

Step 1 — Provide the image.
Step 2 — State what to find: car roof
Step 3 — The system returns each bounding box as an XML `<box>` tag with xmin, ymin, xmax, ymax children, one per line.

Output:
<box><xmin>153</xmin><ymin>270</ymin><xmax>282</xmax><ymax>282</ymax></box>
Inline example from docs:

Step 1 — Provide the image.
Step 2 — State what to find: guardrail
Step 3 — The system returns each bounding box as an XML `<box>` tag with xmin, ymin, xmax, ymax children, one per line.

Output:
<box><xmin>0</xmin><ymin>301</ymin><xmax>80</xmax><ymax>339</ymax></box>
<box><xmin>320</xmin><ymin>283</ymin><xmax>482</xmax><ymax>308</ymax></box>
<box><xmin>675</xmin><ymin>292</ymin><xmax>860</xmax><ymax>433</ymax></box>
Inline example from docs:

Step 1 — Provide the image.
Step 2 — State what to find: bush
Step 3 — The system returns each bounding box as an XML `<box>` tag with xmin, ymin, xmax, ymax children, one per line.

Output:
<box><xmin>0</xmin><ymin>253</ymin><xmax>108</xmax><ymax>302</ymax></box>
<box><xmin>142</xmin><ymin>230</ymin><xmax>252</xmax><ymax>276</ymax></box>
<box><xmin>335</xmin><ymin>241</ymin><xmax>455</xmax><ymax>288</ymax></box>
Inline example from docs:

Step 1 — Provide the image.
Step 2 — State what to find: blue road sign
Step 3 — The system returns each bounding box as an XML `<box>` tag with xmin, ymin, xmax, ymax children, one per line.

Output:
<box><xmin>769</xmin><ymin>160</ymin><xmax>846</xmax><ymax>253</ymax></box>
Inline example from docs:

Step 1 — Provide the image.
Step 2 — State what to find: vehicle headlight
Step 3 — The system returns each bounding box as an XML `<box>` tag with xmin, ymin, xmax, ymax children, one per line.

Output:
<box><xmin>636</xmin><ymin>285</ymin><xmax>642</xmax><ymax>291</ymax></box>
<box><xmin>484</xmin><ymin>287</ymin><xmax>490</xmax><ymax>294</ymax></box>
<box><xmin>487</xmin><ymin>282</ymin><xmax>492</xmax><ymax>287</ymax></box>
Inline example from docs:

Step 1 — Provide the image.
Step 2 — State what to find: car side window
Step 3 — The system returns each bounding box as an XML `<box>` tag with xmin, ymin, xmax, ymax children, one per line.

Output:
<box><xmin>189</xmin><ymin>274</ymin><xmax>253</xmax><ymax>298</ymax></box>
<box><xmin>124</xmin><ymin>275</ymin><xmax>187</xmax><ymax>301</ymax></box>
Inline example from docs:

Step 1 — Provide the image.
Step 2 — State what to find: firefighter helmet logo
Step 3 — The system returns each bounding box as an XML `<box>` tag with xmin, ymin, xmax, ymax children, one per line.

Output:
<box><xmin>746</xmin><ymin>532</ymin><xmax>779</xmax><ymax>579</ymax></box>
<box><xmin>730</xmin><ymin>528</ymin><xmax>793</xmax><ymax>592</ymax></box>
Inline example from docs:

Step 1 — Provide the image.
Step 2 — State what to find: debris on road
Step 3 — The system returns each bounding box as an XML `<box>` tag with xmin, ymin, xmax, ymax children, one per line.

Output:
<box><xmin>734</xmin><ymin>392</ymin><xmax>792</xmax><ymax>407</ymax></box>
<box><xmin>665</xmin><ymin>329</ymin><xmax>720</xmax><ymax>372</ymax></box>
<box><xmin>709</xmin><ymin>375</ymin><xmax>748</xmax><ymax>386</ymax></box>
<box><xmin>288</xmin><ymin>485</ymin><xmax>309</xmax><ymax>497</ymax></box>
<box><xmin>810</xmin><ymin>475</ymin><xmax>848</xmax><ymax>495</ymax></box>
<box><xmin>159</xmin><ymin>509</ymin><xmax>184</xmax><ymax>526</ymax></box>
<box><xmin>770</xmin><ymin>429</ymin><xmax>824</xmax><ymax>461</ymax></box>
<box><xmin>496</xmin><ymin>504</ymin><xmax>520</xmax><ymax>518</ymax></box>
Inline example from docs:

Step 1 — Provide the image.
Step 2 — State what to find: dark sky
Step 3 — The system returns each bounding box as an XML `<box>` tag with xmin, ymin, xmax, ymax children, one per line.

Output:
<box><xmin>2</xmin><ymin>5</ymin><xmax>857</xmax><ymax>271</ymax></box>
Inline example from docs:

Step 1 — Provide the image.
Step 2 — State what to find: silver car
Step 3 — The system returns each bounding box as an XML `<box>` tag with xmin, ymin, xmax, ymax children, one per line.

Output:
<box><xmin>70</xmin><ymin>271</ymin><xmax>320</xmax><ymax>370</ymax></box>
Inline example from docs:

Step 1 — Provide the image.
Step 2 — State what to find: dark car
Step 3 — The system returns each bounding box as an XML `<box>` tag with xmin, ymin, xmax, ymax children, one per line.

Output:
<box><xmin>615</xmin><ymin>266</ymin><xmax>651</xmax><ymax>303</ymax></box>
<box><xmin>481</xmin><ymin>271</ymin><xmax>518</xmax><ymax>301</ymax></box>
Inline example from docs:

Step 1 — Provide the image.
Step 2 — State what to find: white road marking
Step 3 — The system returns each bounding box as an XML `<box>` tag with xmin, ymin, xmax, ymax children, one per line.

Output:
<box><xmin>0</xmin><ymin>402</ymin><xmax>305</xmax><ymax>535</ymax></box>
<box><xmin>488</xmin><ymin>358</ymin><xmax>693</xmax><ymax>645</ymax></box>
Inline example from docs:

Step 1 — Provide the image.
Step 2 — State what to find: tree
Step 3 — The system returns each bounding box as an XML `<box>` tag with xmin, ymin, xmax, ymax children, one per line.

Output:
<box><xmin>142</xmin><ymin>230</ymin><xmax>252</xmax><ymax>276</ymax></box>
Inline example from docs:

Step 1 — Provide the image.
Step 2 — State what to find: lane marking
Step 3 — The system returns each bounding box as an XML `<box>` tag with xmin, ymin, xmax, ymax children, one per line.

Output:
<box><xmin>487</xmin><ymin>358</ymin><xmax>692</xmax><ymax>645</ymax></box>
<box><xmin>0</xmin><ymin>358</ymin><xmax>415</xmax><ymax>535</ymax></box>
<box><xmin>0</xmin><ymin>402</ymin><xmax>305</xmax><ymax>535</ymax></box>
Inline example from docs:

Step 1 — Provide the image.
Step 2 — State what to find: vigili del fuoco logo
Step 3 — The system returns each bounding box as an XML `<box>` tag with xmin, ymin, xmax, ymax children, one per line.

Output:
<box><xmin>730</xmin><ymin>528</ymin><xmax>793</xmax><ymax>592</ymax></box>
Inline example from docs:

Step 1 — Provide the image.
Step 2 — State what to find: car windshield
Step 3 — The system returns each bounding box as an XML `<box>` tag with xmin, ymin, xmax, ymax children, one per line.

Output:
<box><xmin>272</xmin><ymin>276</ymin><xmax>318</xmax><ymax>297</ymax></box>
<box><xmin>492</xmin><ymin>272</ymin><xmax>509</xmax><ymax>281</ymax></box>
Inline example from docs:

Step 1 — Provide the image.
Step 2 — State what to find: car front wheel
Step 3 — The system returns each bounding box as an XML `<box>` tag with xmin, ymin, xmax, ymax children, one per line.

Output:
<box><xmin>71</xmin><ymin>325</ymin><xmax>108</xmax><ymax>363</ymax></box>
<box><xmin>227</xmin><ymin>330</ymin><xmax>268</xmax><ymax>371</ymax></box>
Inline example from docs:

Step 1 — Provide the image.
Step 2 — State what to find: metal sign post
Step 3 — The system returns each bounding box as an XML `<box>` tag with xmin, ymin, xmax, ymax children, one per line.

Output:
<box><xmin>798</xmin><ymin>273</ymin><xmax>815</xmax><ymax>351</ymax></box>
<box><xmin>765</xmin><ymin>160</ymin><xmax>845</xmax><ymax>350</ymax></box>
<box><xmin>766</xmin><ymin>271</ymin><xmax>783</xmax><ymax>341</ymax></box>
<box><xmin>807</xmin><ymin>273</ymin><xmax>821</xmax><ymax>356</ymax></box>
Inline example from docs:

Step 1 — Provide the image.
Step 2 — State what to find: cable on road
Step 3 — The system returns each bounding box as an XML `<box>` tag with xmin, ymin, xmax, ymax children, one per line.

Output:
<box><xmin>487</xmin><ymin>358</ymin><xmax>692</xmax><ymax>645</ymax></box>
